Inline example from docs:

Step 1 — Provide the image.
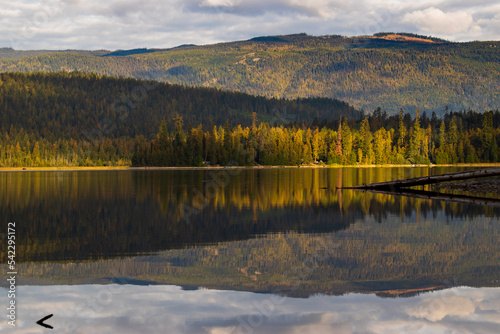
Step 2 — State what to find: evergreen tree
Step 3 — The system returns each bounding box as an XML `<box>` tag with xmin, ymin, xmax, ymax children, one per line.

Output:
<box><xmin>359</xmin><ymin>118</ymin><xmax>373</xmax><ymax>164</ymax></box>
<box><xmin>394</xmin><ymin>109</ymin><xmax>407</xmax><ymax>164</ymax></box>
<box><xmin>341</xmin><ymin>118</ymin><xmax>354</xmax><ymax>164</ymax></box>
<box><xmin>335</xmin><ymin>119</ymin><xmax>343</xmax><ymax>157</ymax></box>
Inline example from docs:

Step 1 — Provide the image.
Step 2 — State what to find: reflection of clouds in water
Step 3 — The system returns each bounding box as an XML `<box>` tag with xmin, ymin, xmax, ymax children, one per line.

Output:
<box><xmin>407</xmin><ymin>294</ymin><xmax>476</xmax><ymax>322</ymax></box>
<box><xmin>1</xmin><ymin>286</ymin><xmax>499</xmax><ymax>333</ymax></box>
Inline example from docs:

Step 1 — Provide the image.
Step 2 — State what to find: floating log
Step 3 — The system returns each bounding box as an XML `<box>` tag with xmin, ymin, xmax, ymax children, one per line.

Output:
<box><xmin>340</xmin><ymin>168</ymin><xmax>500</xmax><ymax>190</ymax></box>
<box><xmin>364</xmin><ymin>189</ymin><xmax>500</xmax><ymax>208</ymax></box>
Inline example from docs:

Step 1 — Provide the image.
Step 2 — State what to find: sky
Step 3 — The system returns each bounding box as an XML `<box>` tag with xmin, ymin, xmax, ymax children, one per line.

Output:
<box><xmin>1</xmin><ymin>0</ymin><xmax>500</xmax><ymax>50</ymax></box>
<box><xmin>3</xmin><ymin>285</ymin><xmax>499</xmax><ymax>333</ymax></box>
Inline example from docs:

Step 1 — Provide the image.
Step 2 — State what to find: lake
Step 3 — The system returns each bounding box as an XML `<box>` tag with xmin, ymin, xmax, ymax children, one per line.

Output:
<box><xmin>1</xmin><ymin>167</ymin><xmax>499</xmax><ymax>333</ymax></box>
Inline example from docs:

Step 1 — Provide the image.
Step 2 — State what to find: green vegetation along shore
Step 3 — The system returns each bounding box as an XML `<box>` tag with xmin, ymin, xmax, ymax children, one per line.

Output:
<box><xmin>0</xmin><ymin>72</ymin><xmax>498</xmax><ymax>168</ymax></box>
<box><xmin>133</xmin><ymin>109</ymin><xmax>500</xmax><ymax>167</ymax></box>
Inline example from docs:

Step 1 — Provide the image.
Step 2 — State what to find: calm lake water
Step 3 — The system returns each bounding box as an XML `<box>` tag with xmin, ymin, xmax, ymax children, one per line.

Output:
<box><xmin>1</xmin><ymin>167</ymin><xmax>499</xmax><ymax>333</ymax></box>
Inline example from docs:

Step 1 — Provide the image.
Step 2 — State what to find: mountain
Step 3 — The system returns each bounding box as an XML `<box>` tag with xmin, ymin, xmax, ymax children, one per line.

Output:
<box><xmin>1</xmin><ymin>33</ymin><xmax>499</xmax><ymax>114</ymax></box>
<box><xmin>0</xmin><ymin>71</ymin><xmax>363</xmax><ymax>167</ymax></box>
<box><xmin>0</xmin><ymin>71</ymin><xmax>359</xmax><ymax>139</ymax></box>
<box><xmin>0</xmin><ymin>47</ymin><xmax>109</xmax><ymax>59</ymax></box>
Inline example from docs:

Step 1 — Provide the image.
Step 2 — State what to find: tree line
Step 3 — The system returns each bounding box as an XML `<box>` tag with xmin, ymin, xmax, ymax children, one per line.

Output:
<box><xmin>0</xmin><ymin>72</ymin><xmax>498</xmax><ymax>167</ymax></box>
<box><xmin>0</xmin><ymin>71</ymin><xmax>358</xmax><ymax>167</ymax></box>
<box><xmin>133</xmin><ymin>109</ymin><xmax>500</xmax><ymax>167</ymax></box>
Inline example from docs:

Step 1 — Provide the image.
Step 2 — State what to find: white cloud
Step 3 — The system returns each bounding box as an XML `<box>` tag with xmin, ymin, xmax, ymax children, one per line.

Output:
<box><xmin>2</xmin><ymin>285</ymin><xmax>499</xmax><ymax>334</ymax></box>
<box><xmin>0</xmin><ymin>0</ymin><xmax>498</xmax><ymax>49</ymax></box>
<box><xmin>201</xmin><ymin>0</ymin><xmax>240</xmax><ymax>7</ymax></box>
<box><xmin>401</xmin><ymin>7</ymin><xmax>474</xmax><ymax>35</ymax></box>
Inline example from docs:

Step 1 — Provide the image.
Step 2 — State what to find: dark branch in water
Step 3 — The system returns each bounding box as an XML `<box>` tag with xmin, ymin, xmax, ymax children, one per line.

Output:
<box><xmin>355</xmin><ymin>188</ymin><xmax>500</xmax><ymax>207</ymax></box>
<box><xmin>340</xmin><ymin>168</ymin><xmax>500</xmax><ymax>190</ymax></box>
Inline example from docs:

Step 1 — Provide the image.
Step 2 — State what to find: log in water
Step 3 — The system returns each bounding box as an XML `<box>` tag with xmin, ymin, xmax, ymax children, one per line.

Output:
<box><xmin>340</xmin><ymin>168</ymin><xmax>500</xmax><ymax>190</ymax></box>
<box><xmin>363</xmin><ymin>188</ymin><xmax>500</xmax><ymax>208</ymax></box>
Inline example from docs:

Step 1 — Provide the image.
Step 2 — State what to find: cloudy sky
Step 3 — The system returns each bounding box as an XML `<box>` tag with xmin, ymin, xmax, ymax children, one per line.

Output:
<box><xmin>3</xmin><ymin>285</ymin><xmax>499</xmax><ymax>333</ymax></box>
<box><xmin>1</xmin><ymin>0</ymin><xmax>500</xmax><ymax>50</ymax></box>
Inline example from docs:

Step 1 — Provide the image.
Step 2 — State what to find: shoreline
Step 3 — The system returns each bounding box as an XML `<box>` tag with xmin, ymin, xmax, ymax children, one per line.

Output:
<box><xmin>433</xmin><ymin>178</ymin><xmax>500</xmax><ymax>194</ymax></box>
<box><xmin>1</xmin><ymin>163</ymin><xmax>500</xmax><ymax>172</ymax></box>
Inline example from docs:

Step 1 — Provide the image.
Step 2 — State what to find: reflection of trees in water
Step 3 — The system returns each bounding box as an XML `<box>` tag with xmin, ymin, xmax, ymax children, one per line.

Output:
<box><xmin>138</xmin><ymin>168</ymin><xmax>500</xmax><ymax>221</ymax></box>
<box><xmin>0</xmin><ymin>168</ymin><xmax>499</xmax><ymax>262</ymax></box>
<box><xmin>10</xmin><ymin>217</ymin><xmax>500</xmax><ymax>297</ymax></box>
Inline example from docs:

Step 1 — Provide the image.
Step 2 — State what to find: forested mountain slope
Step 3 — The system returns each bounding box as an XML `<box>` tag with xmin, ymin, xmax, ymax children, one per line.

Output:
<box><xmin>0</xmin><ymin>72</ymin><xmax>359</xmax><ymax>166</ymax></box>
<box><xmin>1</xmin><ymin>33</ymin><xmax>499</xmax><ymax>114</ymax></box>
<box><xmin>0</xmin><ymin>71</ymin><xmax>358</xmax><ymax>139</ymax></box>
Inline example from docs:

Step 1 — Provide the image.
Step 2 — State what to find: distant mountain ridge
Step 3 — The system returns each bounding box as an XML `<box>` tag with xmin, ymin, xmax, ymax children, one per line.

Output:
<box><xmin>1</xmin><ymin>32</ymin><xmax>499</xmax><ymax>114</ymax></box>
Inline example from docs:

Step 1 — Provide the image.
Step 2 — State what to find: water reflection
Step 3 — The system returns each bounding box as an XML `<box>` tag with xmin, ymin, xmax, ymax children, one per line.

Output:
<box><xmin>3</xmin><ymin>285</ymin><xmax>499</xmax><ymax>334</ymax></box>
<box><xmin>10</xmin><ymin>216</ymin><xmax>499</xmax><ymax>297</ymax></box>
<box><xmin>1</xmin><ymin>168</ymin><xmax>499</xmax><ymax>262</ymax></box>
<box><xmin>1</xmin><ymin>168</ymin><xmax>499</xmax><ymax>333</ymax></box>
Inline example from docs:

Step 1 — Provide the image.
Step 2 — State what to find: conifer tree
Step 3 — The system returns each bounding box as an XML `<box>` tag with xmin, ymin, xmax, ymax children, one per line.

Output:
<box><xmin>335</xmin><ymin>119</ymin><xmax>343</xmax><ymax>157</ymax></box>
<box><xmin>407</xmin><ymin>110</ymin><xmax>422</xmax><ymax>163</ymax></box>
<box><xmin>397</xmin><ymin>109</ymin><xmax>406</xmax><ymax>156</ymax></box>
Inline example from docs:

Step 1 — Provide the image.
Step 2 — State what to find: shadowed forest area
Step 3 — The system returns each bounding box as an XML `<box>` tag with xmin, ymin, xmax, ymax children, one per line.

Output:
<box><xmin>0</xmin><ymin>72</ymin><xmax>499</xmax><ymax>167</ymax></box>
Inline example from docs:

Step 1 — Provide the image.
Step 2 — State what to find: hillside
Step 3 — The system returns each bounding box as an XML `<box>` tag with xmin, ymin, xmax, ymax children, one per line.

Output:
<box><xmin>0</xmin><ymin>71</ymin><xmax>359</xmax><ymax>138</ymax></box>
<box><xmin>1</xmin><ymin>33</ymin><xmax>499</xmax><ymax>114</ymax></box>
<box><xmin>1</xmin><ymin>72</ymin><xmax>499</xmax><ymax>168</ymax></box>
<box><xmin>0</xmin><ymin>72</ymin><xmax>360</xmax><ymax>166</ymax></box>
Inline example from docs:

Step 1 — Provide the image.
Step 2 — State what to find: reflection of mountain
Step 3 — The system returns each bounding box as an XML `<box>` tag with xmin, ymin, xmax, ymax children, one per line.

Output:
<box><xmin>1</xmin><ymin>168</ymin><xmax>499</xmax><ymax>263</ymax></box>
<box><xmin>10</xmin><ymin>211</ymin><xmax>500</xmax><ymax>297</ymax></box>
